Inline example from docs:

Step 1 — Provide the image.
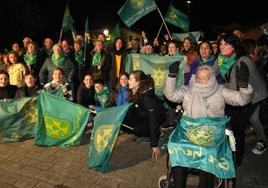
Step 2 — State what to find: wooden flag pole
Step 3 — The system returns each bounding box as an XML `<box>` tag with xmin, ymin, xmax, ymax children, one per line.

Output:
<box><xmin>156</xmin><ymin>8</ymin><xmax>172</xmax><ymax>40</ymax></box>
<box><xmin>58</xmin><ymin>30</ymin><xmax>63</xmax><ymax>44</ymax></box>
<box><xmin>155</xmin><ymin>22</ymin><xmax>163</xmax><ymax>39</ymax></box>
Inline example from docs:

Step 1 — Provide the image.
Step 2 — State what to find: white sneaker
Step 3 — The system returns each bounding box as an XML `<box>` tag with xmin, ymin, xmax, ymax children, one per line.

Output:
<box><xmin>252</xmin><ymin>141</ymin><xmax>267</xmax><ymax>155</ymax></box>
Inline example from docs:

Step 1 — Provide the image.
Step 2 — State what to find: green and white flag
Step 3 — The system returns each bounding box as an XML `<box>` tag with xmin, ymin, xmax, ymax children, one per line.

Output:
<box><xmin>118</xmin><ymin>0</ymin><xmax>157</xmax><ymax>28</ymax></box>
<box><xmin>164</xmin><ymin>4</ymin><xmax>189</xmax><ymax>32</ymax></box>
<box><xmin>35</xmin><ymin>91</ymin><xmax>90</xmax><ymax>148</ymax></box>
<box><xmin>125</xmin><ymin>53</ymin><xmax>185</xmax><ymax>97</ymax></box>
<box><xmin>0</xmin><ymin>97</ymin><xmax>37</xmax><ymax>142</ymax></box>
<box><xmin>168</xmin><ymin>116</ymin><xmax>235</xmax><ymax>179</ymax></box>
<box><xmin>88</xmin><ymin>103</ymin><xmax>132</xmax><ymax>173</ymax></box>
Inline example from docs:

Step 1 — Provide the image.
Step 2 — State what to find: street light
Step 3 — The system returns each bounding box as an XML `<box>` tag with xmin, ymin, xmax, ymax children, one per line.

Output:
<box><xmin>103</xmin><ymin>29</ymin><xmax>109</xmax><ymax>36</ymax></box>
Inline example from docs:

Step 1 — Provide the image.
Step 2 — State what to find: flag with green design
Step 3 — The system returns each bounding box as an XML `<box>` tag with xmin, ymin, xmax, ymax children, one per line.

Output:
<box><xmin>0</xmin><ymin>97</ymin><xmax>37</xmax><ymax>142</ymax></box>
<box><xmin>109</xmin><ymin>22</ymin><xmax>120</xmax><ymax>44</ymax></box>
<box><xmin>164</xmin><ymin>4</ymin><xmax>190</xmax><ymax>32</ymax></box>
<box><xmin>117</xmin><ymin>0</ymin><xmax>157</xmax><ymax>28</ymax></box>
<box><xmin>168</xmin><ymin>116</ymin><xmax>235</xmax><ymax>179</ymax></box>
<box><xmin>35</xmin><ymin>91</ymin><xmax>90</xmax><ymax>148</ymax></box>
<box><xmin>125</xmin><ymin>53</ymin><xmax>185</xmax><ymax>97</ymax></box>
<box><xmin>88</xmin><ymin>103</ymin><xmax>132</xmax><ymax>172</ymax></box>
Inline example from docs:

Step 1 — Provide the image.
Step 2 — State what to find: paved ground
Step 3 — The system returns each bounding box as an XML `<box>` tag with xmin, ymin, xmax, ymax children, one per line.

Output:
<box><xmin>0</xmin><ymin>130</ymin><xmax>267</xmax><ymax>188</ymax></box>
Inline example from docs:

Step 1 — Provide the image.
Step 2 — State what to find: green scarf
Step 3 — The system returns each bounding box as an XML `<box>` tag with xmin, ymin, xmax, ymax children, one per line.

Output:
<box><xmin>75</xmin><ymin>51</ymin><xmax>84</xmax><ymax>63</ymax></box>
<box><xmin>51</xmin><ymin>53</ymin><xmax>65</xmax><ymax>66</ymax></box>
<box><xmin>95</xmin><ymin>87</ymin><xmax>111</xmax><ymax>108</ymax></box>
<box><xmin>218</xmin><ymin>53</ymin><xmax>237</xmax><ymax>77</ymax></box>
<box><xmin>92</xmin><ymin>52</ymin><xmax>101</xmax><ymax>66</ymax></box>
<box><xmin>24</xmin><ymin>51</ymin><xmax>38</xmax><ymax>65</ymax></box>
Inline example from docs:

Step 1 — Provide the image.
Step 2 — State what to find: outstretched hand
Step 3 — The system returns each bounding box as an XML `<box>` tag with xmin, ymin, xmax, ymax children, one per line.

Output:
<box><xmin>236</xmin><ymin>61</ymin><xmax>249</xmax><ymax>88</ymax></box>
<box><xmin>152</xmin><ymin>147</ymin><xmax>160</xmax><ymax>159</ymax></box>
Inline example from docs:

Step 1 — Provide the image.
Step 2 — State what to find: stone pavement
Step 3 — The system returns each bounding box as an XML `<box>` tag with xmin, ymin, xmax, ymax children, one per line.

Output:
<box><xmin>0</xmin><ymin>131</ymin><xmax>267</xmax><ymax>188</ymax></box>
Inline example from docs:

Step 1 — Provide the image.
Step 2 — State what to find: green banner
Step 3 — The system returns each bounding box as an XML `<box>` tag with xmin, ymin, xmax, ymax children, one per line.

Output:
<box><xmin>117</xmin><ymin>0</ymin><xmax>157</xmax><ymax>28</ymax></box>
<box><xmin>0</xmin><ymin>97</ymin><xmax>37</xmax><ymax>142</ymax></box>
<box><xmin>35</xmin><ymin>91</ymin><xmax>90</xmax><ymax>148</ymax></box>
<box><xmin>109</xmin><ymin>22</ymin><xmax>120</xmax><ymax>44</ymax></box>
<box><xmin>125</xmin><ymin>53</ymin><xmax>185</xmax><ymax>97</ymax></box>
<box><xmin>88</xmin><ymin>103</ymin><xmax>132</xmax><ymax>173</ymax></box>
<box><xmin>61</xmin><ymin>5</ymin><xmax>75</xmax><ymax>32</ymax></box>
<box><xmin>172</xmin><ymin>31</ymin><xmax>201</xmax><ymax>43</ymax></box>
<box><xmin>168</xmin><ymin>116</ymin><xmax>235</xmax><ymax>179</ymax></box>
<box><xmin>164</xmin><ymin>4</ymin><xmax>189</xmax><ymax>32</ymax></box>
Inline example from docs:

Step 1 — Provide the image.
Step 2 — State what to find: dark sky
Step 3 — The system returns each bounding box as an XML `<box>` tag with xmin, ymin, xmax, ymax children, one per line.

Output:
<box><xmin>0</xmin><ymin>0</ymin><xmax>267</xmax><ymax>49</ymax></box>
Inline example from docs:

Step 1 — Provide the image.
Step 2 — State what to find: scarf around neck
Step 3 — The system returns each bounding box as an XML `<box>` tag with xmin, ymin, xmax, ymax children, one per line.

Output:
<box><xmin>95</xmin><ymin>87</ymin><xmax>111</xmax><ymax>108</ymax></box>
<box><xmin>188</xmin><ymin>75</ymin><xmax>219</xmax><ymax>118</ymax></box>
<box><xmin>198</xmin><ymin>55</ymin><xmax>215</xmax><ymax>64</ymax></box>
<box><xmin>24</xmin><ymin>51</ymin><xmax>38</xmax><ymax>65</ymax></box>
<box><xmin>218</xmin><ymin>53</ymin><xmax>237</xmax><ymax>77</ymax></box>
<box><xmin>92</xmin><ymin>52</ymin><xmax>101</xmax><ymax>66</ymax></box>
<box><xmin>75</xmin><ymin>51</ymin><xmax>84</xmax><ymax>63</ymax></box>
<box><xmin>51</xmin><ymin>53</ymin><xmax>65</xmax><ymax>66</ymax></box>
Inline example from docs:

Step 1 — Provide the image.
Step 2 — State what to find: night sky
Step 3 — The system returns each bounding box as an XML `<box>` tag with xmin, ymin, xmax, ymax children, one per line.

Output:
<box><xmin>0</xmin><ymin>0</ymin><xmax>267</xmax><ymax>49</ymax></box>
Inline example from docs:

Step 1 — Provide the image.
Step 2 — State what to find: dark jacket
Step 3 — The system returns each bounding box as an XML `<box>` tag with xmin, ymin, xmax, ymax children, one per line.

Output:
<box><xmin>90</xmin><ymin>50</ymin><xmax>111</xmax><ymax>82</ymax></box>
<box><xmin>76</xmin><ymin>83</ymin><xmax>95</xmax><ymax>108</ymax></box>
<box><xmin>15</xmin><ymin>85</ymin><xmax>40</xmax><ymax>98</ymax></box>
<box><xmin>39</xmin><ymin>56</ymin><xmax>75</xmax><ymax>85</ymax></box>
<box><xmin>0</xmin><ymin>85</ymin><xmax>18</xmax><ymax>99</ymax></box>
<box><xmin>125</xmin><ymin>88</ymin><xmax>165</xmax><ymax>147</ymax></box>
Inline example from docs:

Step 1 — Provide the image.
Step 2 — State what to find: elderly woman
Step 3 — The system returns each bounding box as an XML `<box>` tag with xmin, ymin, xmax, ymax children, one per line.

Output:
<box><xmin>164</xmin><ymin>63</ymin><xmax>253</xmax><ymax>188</ymax></box>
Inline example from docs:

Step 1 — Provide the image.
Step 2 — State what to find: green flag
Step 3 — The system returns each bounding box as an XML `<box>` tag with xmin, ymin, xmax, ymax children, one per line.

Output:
<box><xmin>35</xmin><ymin>91</ymin><xmax>90</xmax><ymax>148</ymax></box>
<box><xmin>172</xmin><ymin>31</ymin><xmax>201</xmax><ymax>43</ymax></box>
<box><xmin>117</xmin><ymin>0</ymin><xmax>157</xmax><ymax>28</ymax></box>
<box><xmin>109</xmin><ymin>22</ymin><xmax>120</xmax><ymax>44</ymax></box>
<box><xmin>168</xmin><ymin>116</ymin><xmax>235</xmax><ymax>179</ymax></box>
<box><xmin>0</xmin><ymin>97</ymin><xmax>37</xmax><ymax>142</ymax></box>
<box><xmin>164</xmin><ymin>4</ymin><xmax>190</xmax><ymax>32</ymax></box>
<box><xmin>88</xmin><ymin>103</ymin><xmax>132</xmax><ymax>172</ymax></box>
<box><xmin>61</xmin><ymin>5</ymin><xmax>75</xmax><ymax>32</ymax></box>
<box><xmin>125</xmin><ymin>53</ymin><xmax>185</xmax><ymax>97</ymax></box>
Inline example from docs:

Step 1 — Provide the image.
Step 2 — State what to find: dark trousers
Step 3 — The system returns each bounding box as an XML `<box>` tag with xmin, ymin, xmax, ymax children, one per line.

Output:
<box><xmin>225</xmin><ymin>103</ymin><xmax>257</xmax><ymax>165</ymax></box>
<box><xmin>171</xmin><ymin>166</ymin><xmax>215</xmax><ymax>188</ymax></box>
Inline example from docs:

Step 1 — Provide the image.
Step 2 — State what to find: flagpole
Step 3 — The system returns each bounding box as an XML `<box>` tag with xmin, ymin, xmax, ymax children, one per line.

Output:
<box><xmin>83</xmin><ymin>35</ymin><xmax>88</xmax><ymax>62</ymax></box>
<box><xmin>58</xmin><ymin>30</ymin><xmax>63</xmax><ymax>44</ymax></box>
<box><xmin>156</xmin><ymin>8</ymin><xmax>172</xmax><ymax>40</ymax></box>
<box><xmin>155</xmin><ymin>22</ymin><xmax>163</xmax><ymax>39</ymax></box>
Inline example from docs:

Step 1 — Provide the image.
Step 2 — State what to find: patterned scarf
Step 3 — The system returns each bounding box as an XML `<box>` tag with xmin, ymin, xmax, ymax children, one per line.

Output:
<box><xmin>51</xmin><ymin>53</ymin><xmax>65</xmax><ymax>66</ymax></box>
<box><xmin>218</xmin><ymin>53</ymin><xmax>237</xmax><ymax>77</ymax></box>
<box><xmin>24</xmin><ymin>51</ymin><xmax>37</xmax><ymax>65</ymax></box>
<box><xmin>92</xmin><ymin>52</ymin><xmax>101</xmax><ymax>66</ymax></box>
<box><xmin>95</xmin><ymin>87</ymin><xmax>111</xmax><ymax>108</ymax></box>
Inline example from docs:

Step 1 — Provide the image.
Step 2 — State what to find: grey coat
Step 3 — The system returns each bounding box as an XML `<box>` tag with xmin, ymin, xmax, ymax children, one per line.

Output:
<box><xmin>221</xmin><ymin>56</ymin><xmax>268</xmax><ymax>104</ymax></box>
<box><xmin>164</xmin><ymin>76</ymin><xmax>253</xmax><ymax>118</ymax></box>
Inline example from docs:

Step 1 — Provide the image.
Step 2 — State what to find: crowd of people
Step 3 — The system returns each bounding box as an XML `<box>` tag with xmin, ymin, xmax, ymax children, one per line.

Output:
<box><xmin>1</xmin><ymin>23</ymin><xmax>268</xmax><ymax>187</ymax></box>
